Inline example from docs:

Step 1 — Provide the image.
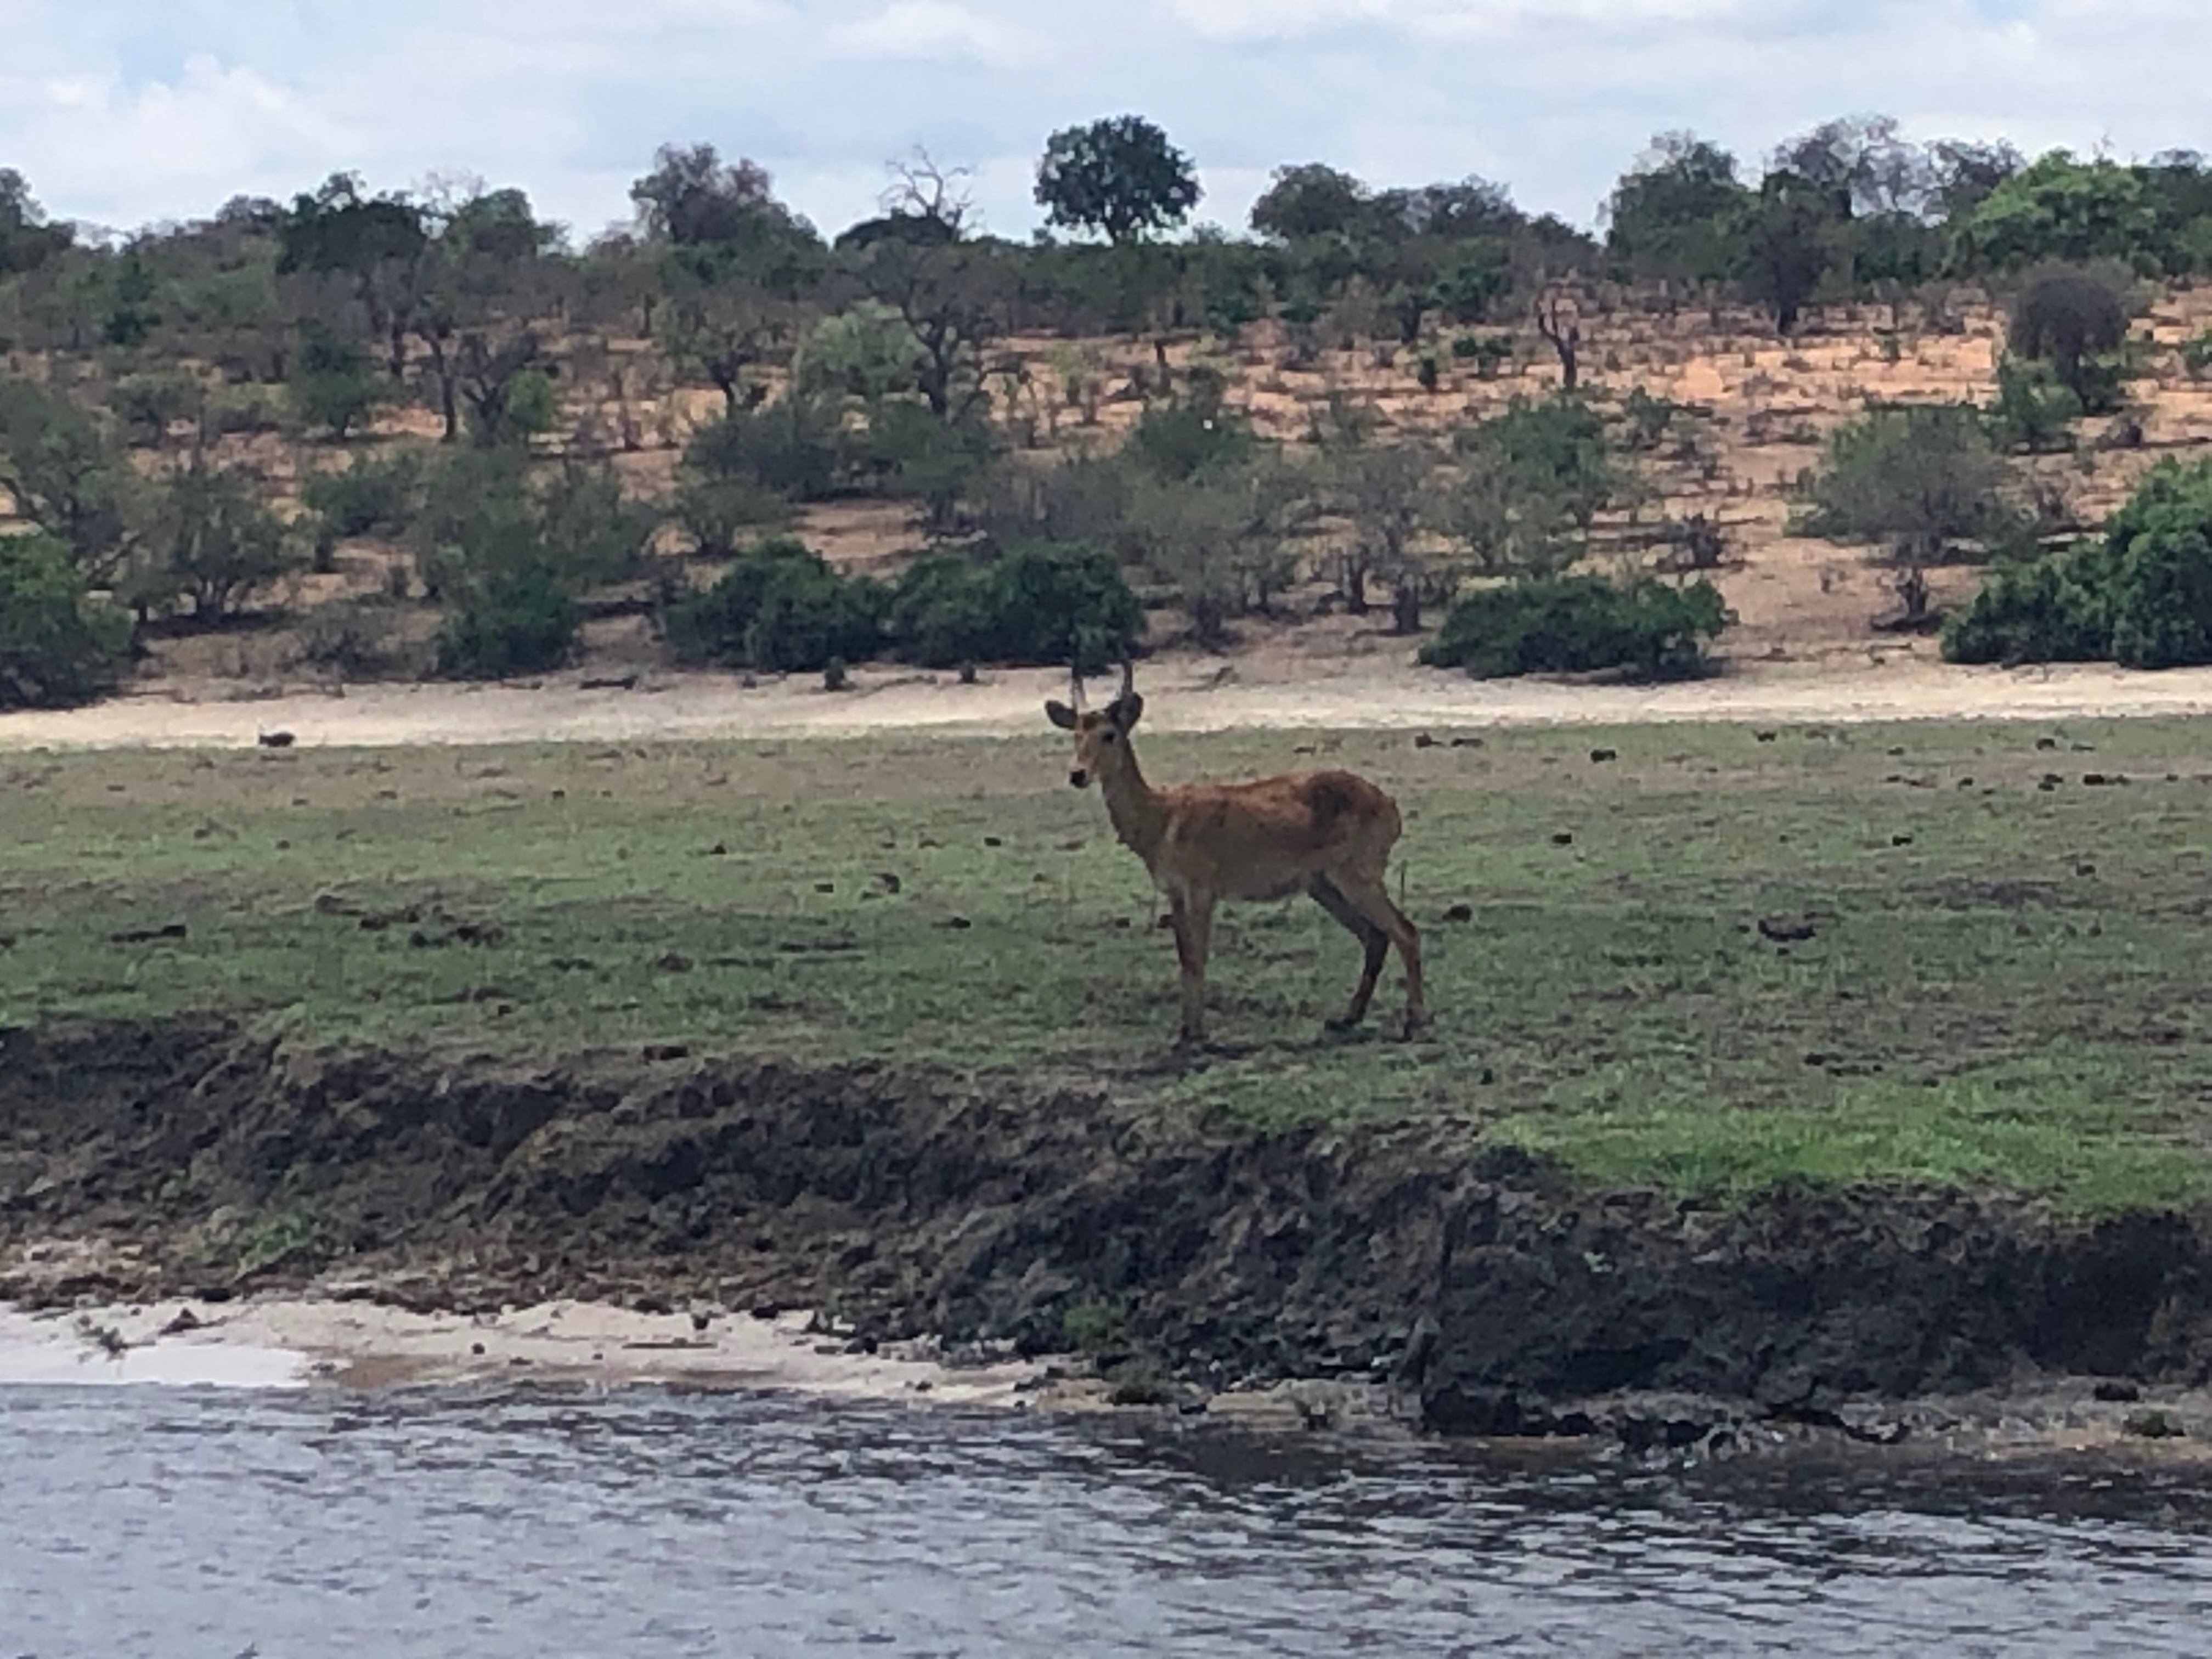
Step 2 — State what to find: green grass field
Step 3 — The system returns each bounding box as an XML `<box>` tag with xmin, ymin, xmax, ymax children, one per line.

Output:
<box><xmin>5</xmin><ymin>717</ymin><xmax>2211</xmax><ymax>1211</ymax></box>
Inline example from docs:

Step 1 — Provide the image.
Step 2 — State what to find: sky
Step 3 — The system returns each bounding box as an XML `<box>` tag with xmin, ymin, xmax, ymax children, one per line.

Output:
<box><xmin>1</xmin><ymin>1</ymin><xmax>2204</xmax><ymax>245</ymax></box>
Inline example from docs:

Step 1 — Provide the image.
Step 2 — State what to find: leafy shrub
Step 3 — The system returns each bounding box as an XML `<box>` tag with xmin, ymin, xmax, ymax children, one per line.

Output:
<box><xmin>535</xmin><ymin>464</ymin><xmax>657</xmax><ymax>591</ymax></box>
<box><xmin>1943</xmin><ymin>459</ymin><xmax>2212</xmax><ymax>669</ymax></box>
<box><xmin>2105</xmin><ymin>461</ymin><xmax>2212</xmax><ymax>669</ymax></box>
<box><xmin>1982</xmin><ymin>357</ymin><xmax>2081</xmax><ymax>454</ymax></box>
<box><xmin>1462</xmin><ymin>396</ymin><xmax>1625</xmax><ymax>532</ymax></box>
<box><xmin>2007</xmin><ymin>262</ymin><xmax>2132</xmax><ymax>412</ymax></box>
<box><xmin>683</xmin><ymin>397</ymin><xmax>843</xmax><ymax>507</ymax></box>
<box><xmin>436</xmin><ymin>568</ymin><xmax>578</xmax><ymax>679</ymax></box>
<box><xmin>1942</xmin><ymin>552</ymin><xmax>2112</xmax><ymax>666</ymax></box>
<box><xmin>1420</xmin><ymin>575</ymin><xmax>1731</xmax><ymax>680</ymax></box>
<box><xmin>1126</xmin><ymin>383</ymin><xmax>1255</xmax><ymax>482</ymax></box>
<box><xmin>888</xmin><ymin>541</ymin><xmax>1143</xmax><ymax>670</ymax></box>
<box><xmin>2181</xmin><ymin>330</ymin><xmax>2212</xmax><ymax>381</ymax></box>
<box><xmin>133</xmin><ymin>458</ymin><xmax>301</xmax><ymax>623</ymax></box>
<box><xmin>665</xmin><ymin>538</ymin><xmax>885</xmax><ymax>672</ymax></box>
<box><xmin>1620</xmin><ymin>386</ymin><xmax>1679</xmax><ymax>450</ymax></box>
<box><xmin>0</xmin><ymin>533</ymin><xmax>134</xmax><ymax>708</ymax></box>
<box><xmin>293</xmin><ymin>599</ymin><xmax>407</xmax><ymax>679</ymax></box>
<box><xmin>289</xmin><ymin>326</ymin><xmax>386</xmax><ymax>441</ymax></box>
<box><xmin>109</xmin><ymin>372</ymin><xmax>203</xmax><ymax>447</ymax></box>
<box><xmin>1798</xmin><ymin>402</ymin><xmax>2025</xmax><ymax>562</ymax></box>
<box><xmin>301</xmin><ymin>450</ymin><xmax>422</xmax><ymax>543</ymax></box>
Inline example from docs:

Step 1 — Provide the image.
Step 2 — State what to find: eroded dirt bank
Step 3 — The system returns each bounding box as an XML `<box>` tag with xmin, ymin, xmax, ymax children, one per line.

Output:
<box><xmin>5</xmin><ymin>1018</ymin><xmax>2211</xmax><ymax>1445</ymax></box>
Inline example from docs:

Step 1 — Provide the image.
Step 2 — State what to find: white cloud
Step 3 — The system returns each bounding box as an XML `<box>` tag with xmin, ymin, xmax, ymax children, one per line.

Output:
<box><xmin>0</xmin><ymin>1</ymin><xmax>2207</xmax><ymax>241</ymax></box>
<box><xmin>825</xmin><ymin>2</ymin><xmax>1045</xmax><ymax>65</ymax></box>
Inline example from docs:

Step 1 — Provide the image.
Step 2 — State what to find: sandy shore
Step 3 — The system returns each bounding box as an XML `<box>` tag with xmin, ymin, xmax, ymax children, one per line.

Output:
<box><xmin>9</xmin><ymin>657</ymin><xmax>2212</xmax><ymax>752</ymax></box>
<box><xmin>0</xmin><ymin>1295</ymin><xmax>1064</xmax><ymax>1406</ymax></box>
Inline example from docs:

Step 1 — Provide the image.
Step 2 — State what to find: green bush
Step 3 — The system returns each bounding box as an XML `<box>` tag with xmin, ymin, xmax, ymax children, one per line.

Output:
<box><xmin>665</xmin><ymin>538</ymin><xmax>885</xmax><ymax>672</ymax></box>
<box><xmin>301</xmin><ymin>450</ymin><xmax>422</xmax><ymax>543</ymax></box>
<box><xmin>1943</xmin><ymin>459</ymin><xmax>2212</xmax><ymax>669</ymax></box>
<box><xmin>436</xmin><ymin>568</ymin><xmax>578</xmax><ymax>679</ymax></box>
<box><xmin>0</xmin><ymin>533</ymin><xmax>134</xmax><ymax>708</ymax></box>
<box><xmin>109</xmin><ymin>372</ymin><xmax>203</xmax><ymax>447</ymax></box>
<box><xmin>1798</xmin><ymin>402</ymin><xmax>2025</xmax><ymax>561</ymax></box>
<box><xmin>289</xmin><ymin>326</ymin><xmax>386</xmax><ymax>441</ymax></box>
<box><xmin>888</xmin><ymin>541</ymin><xmax>1142</xmax><ymax>670</ymax></box>
<box><xmin>682</xmin><ymin>398</ymin><xmax>843</xmax><ymax>507</ymax></box>
<box><xmin>1126</xmin><ymin>384</ymin><xmax>1255</xmax><ymax>482</ymax></box>
<box><xmin>1940</xmin><ymin>554</ymin><xmax>2111</xmax><ymax>665</ymax></box>
<box><xmin>2106</xmin><ymin>461</ymin><xmax>2212</xmax><ymax>669</ymax></box>
<box><xmin>1420</xmin><ymin>574</ymin><xmax>1731</xmax><ymax>680</ymax></box>
<box><xmin>1982</xmin><ymin>357</ymin><xmax>2081</xmax><ymax>454</ymax></box>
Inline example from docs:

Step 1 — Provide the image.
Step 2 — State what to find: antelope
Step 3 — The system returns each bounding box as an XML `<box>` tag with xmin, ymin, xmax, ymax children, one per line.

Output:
<box><xmin>1046</xmin><ymin>657</ymin><xmax>1425</xmax><ymax>1046</ymax></box>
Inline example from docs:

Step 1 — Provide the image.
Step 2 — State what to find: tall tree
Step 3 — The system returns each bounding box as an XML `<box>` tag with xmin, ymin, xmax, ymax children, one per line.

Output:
<box><xmin>1604</xmin><ymin>132</ymin><xmax>1750</xmax><ymax>285</ymax></box>
<box><xmin>0</xmin><ymin>169</ymin><xmax>73</xmax><ymax>275</ymax></box>
<box><xmin>1035</xmin><ymin>116</ymin><xmax>1201</xmax><ymax>245</ymax></box>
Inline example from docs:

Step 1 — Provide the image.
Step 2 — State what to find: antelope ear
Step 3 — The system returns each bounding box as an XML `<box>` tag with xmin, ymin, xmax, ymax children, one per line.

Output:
<box><xmin>1044</xmin><ymin>699</ymin><xmax>1078</xmax><ymax>731</ymax></box>
<box><xmin>1110</xmin><ymin>693</ymin><xmax>1144</xmax><ymax>731</ymax></box>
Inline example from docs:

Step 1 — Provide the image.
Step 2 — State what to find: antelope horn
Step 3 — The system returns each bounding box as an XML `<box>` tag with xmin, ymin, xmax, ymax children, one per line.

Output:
<box><xmin>1068</xmin><ymin>656</ymin><xmax>1087</xmax><ymax>711</ymax></box>
<box><xmin>1116</xmin><ymin>650</ymin><xmax>1136</xmax><ymax>707</ymax></box>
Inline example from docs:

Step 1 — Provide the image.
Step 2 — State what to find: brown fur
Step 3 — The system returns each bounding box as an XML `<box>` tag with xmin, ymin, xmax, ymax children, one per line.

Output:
<box><xmin>1047</xmin><ymin>677</ymin><xmax>1424</xmax><ymax>1045</ymax></box>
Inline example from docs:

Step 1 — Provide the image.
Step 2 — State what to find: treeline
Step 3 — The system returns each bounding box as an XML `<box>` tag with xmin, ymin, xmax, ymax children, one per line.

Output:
<box><xmin>5</xmin><ymin>112</ymin><xmax>2212</xmax><ymax>708</ymax></box>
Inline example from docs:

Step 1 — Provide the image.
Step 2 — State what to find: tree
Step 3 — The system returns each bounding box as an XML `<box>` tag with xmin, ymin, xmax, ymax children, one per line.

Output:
<box><xmin>1736</xmin><ymin>171</ymin><xmax>1839</xmax><ymax>335</ymax></box>
<box><xmin>2007</xmin><ymin>262</ymin><xmax>2132</xmax><ymax>410</ymax></box>
<box><xmin>1249</xmin><ymin>163</ymin><xmax>1373</xmax><ymax>242</ymax></box>
<box><xmin>290</xmin><ymin>321</ymin><xmax>386</xmax><ymax>439</ymax></box>
<box><xmin>1329</xmin><ymin>441</ymin><xmax>1446</xmax><ymax>631</ymax></box>
<box><xmin>1769</xmin><ymin>115</ymin><xmax>1931</xmax><ymax>221</ymax></box>
<box><xmin>629</xmin><ymin>143</ymin><xmax>819</xmax><ymax>264</ymax></box>
<box><xmin>1799</xmin><ymin>403</ymin><xmax>2027</xmax><ymax>618</ymax></box>
<box><xmin>0</xmin><ymin>168</ymin><xmax>72</xmax><ymax>275</ymax></box>
<box><xmin>0</xmin><ymin>377</ymin><xmax>148</xmax><ymax>584</ymax></box>
<box><xmin>1928</xmin><ymin>139</ymin><xmax>2025</xmax><ymax>221</ymax></box>
<box><xmin>1604</xmin><ymin>132</ymin><xmax>1750</xmax><ymax>284</ymax></box>
<box><xmin>145</xmin><ymin>452</ymin><xmax>300</xmax><ymax>622</ymax></box>
<box><xmin>407</xmin><ymin>179</ymin><xmax>564</xmax><ymax>442</ymax></box>
<box><xmin>0</xmin><ymin>533</ymin><xmax>133</xmax><ymax>708</ymax></box>
<box><xmin>1446</xmin><ymin>446</ymin><xmax>1578</xmax><ymax>582</ymax></box>
<box><xmin>656</xmin><ymin>256</ymin><xmax>792</xmax><ymax>417</ymax></box>
<box><xmin>1948</xmin><ymin>151</ymin><xmax>2165</xmax><ymax>272</ymax></box>
<box><xmin>1035</xmin><ymin>116</ymin><xmax>1201</xmax><ymax>245</ymax></box>
<box><xmin>275</xmin><ymin>173</ymin><xmax>430</xmax><ymax>380</ymax></box>
<box><xmin>847</xmin><ymin>238</ymin><xmax>1008</xmax><ymax>424</ymax></box>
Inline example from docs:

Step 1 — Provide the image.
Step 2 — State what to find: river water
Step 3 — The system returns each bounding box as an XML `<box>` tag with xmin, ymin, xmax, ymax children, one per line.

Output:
<box><xmin>4</xmin><ymin>1381</ymin><xmax>2209</xmax><ymax>1658</ymax></box>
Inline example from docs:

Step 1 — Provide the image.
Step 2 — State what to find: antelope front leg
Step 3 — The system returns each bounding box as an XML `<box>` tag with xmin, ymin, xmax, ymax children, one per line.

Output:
<box><xmin>1168</xmin><ymin>891</ymin><xmax>1214</xmax><ymax>1045</ymax></box>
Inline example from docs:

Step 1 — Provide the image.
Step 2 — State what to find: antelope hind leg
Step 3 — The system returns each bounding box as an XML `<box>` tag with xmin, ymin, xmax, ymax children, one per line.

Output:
<box><xmin>1310</xmin><ymin>874</ymin><xmax>1388</xmax><ymax>1031</ymax></box>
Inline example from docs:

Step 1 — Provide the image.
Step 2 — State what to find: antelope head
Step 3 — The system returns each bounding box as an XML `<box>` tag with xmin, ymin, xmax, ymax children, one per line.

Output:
<box><xmin>1043</xmin><ymin>656</ymin><xmax>1144</xmax><ymax>790</ymax></box>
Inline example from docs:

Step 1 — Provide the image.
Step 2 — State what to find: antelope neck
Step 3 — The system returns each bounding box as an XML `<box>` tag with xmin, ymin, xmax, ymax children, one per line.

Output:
<box><xmin>1097</xmin><ymin>743</ymin><xmax>1169</xmax><ymax>866</ymax></box>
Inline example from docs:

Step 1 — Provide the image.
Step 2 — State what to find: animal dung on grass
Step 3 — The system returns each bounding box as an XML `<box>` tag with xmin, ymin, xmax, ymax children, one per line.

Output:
<box><xmin>109</xmin><ymin>922</ymin><xmax>188</xmax><ymax>946</ymax></box>
<box><xmin>1443</xmin><ymin>904</ymin><xmax>1475</xmax><ymax>924</ymax></box>
<box><xmin>1550</xmin><ymin>831</ymin><xmax>1575</xmax><ymax>847</ymax></box>
<box><xmin>257</xmin><ymin>730</ymin><xmax>296</xmax><ymax>749</ymax></box>
<box><xmin>1757</xmin><ymin>917</ymin><xmax>1818</xmax><ymax>944</ymax></box>
<box><xmin>1589</xmin><ymin>748</ymin><xmax>1618</xmax><ymax>764</ymax></box>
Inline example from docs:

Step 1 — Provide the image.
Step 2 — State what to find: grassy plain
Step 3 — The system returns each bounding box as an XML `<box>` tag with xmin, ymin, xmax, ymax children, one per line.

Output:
<box><xmin>5</xmin><ymin>718</ymin><xmax>2212</xmax><ymax>1211</ymax></box>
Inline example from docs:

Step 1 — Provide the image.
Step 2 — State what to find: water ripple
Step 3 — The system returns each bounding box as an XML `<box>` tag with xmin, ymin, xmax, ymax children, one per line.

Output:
<box><xmin>2</xmin><ymin>1386</ymin><xmax>2208</xmax><ymax>1657</ymax></box>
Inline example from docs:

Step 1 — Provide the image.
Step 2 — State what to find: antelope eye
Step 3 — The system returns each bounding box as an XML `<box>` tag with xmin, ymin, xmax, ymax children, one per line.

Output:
<box><xmin>1099</xmin><ymin>731</ymin><xmax>1118</xmax><ymax>744</ymax></box>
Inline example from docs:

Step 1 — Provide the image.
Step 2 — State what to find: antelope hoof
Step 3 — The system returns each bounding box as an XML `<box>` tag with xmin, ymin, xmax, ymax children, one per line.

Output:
<box><xmin>1398</xmin><ymin>1011</ymin><xmax>1426</xmax><ymax>1042</ymax></box>
<box><xmin>1324</xmin><ymin>1011</ymin><xmax>1367</xmax><ymax>1036</ymax></box>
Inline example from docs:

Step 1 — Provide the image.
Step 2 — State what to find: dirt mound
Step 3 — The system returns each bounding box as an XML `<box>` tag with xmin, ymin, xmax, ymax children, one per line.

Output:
<box><xmin>4</xmin><ymin>1018</ymin><xmax>2210</xmax><ymax>1434</ymax></box>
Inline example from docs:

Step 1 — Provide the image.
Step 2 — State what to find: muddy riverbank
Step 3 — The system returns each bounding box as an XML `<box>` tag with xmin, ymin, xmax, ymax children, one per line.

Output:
<box><xmin>6</xmin><ymin>1017</ymin><xmax>2211</xmax><ymax>1448</ymax></box>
